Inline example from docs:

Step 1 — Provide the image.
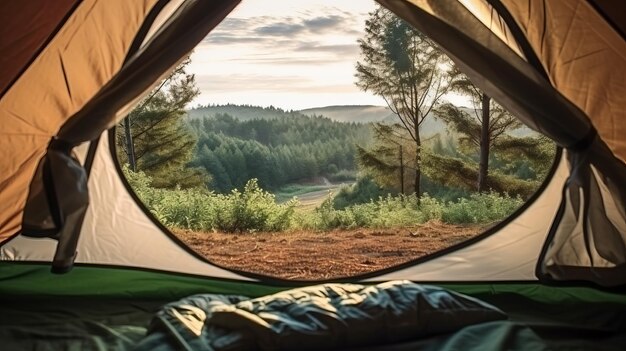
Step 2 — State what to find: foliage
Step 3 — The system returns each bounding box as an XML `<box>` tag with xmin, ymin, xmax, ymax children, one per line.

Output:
<box><xmin>493</xmin><ymin>135</ymin><xmax>556</xmax><ymax>179</ymax></box>
<box><xmin>327</xmin><ymin>169</ymin><xmax>357</xmax><ymax>183</ymax></box>
<box><xmin>126</xmin><ymin>165</ymin><xmax>523</xmax><ymax>233</ymax></box>
<box><xmin>304</xmin><ymin>195</ymin><xmax>430</xmax><ymax>230</ymax></box>
<box><xmin>213</xmin><ymin>179</ymin><xmax>297</xmax><ymax>233</ymax></box>
<box><xmin>355</xmin><ymin>6</ymin><xmax>458</xmax><ymax>195</ymax></box>
<box><xmin>435</xmin><ymin>67</ymin><xmax>538</xmax><ymax>192</ymax></box>
<box><xmin>274</xmin><ymin>184</ymin><xmax>329</xmax><ymax>203</ymax></box>
<box><xmin>117</xmin><ymin>58</ymin><xmax>207</xmax><ymax>188</ymax></box>
<box><xmin>441</xmin><ymin>192</ymin><xmax>523</xmax><ymax>224</ymax></box>
<box><xmin>188</xmin><ymin>113</ymin><xmax>371</xmax><ymax>192</ymax></box>
<box><xmin>332</xmin><ymin>176</ymin><xmax>393</xmax><ymax>209</ymax></box>
<box><xmin>124</xmin><ymin>167</ymin><xmax>296</xmax><ymax>233</ymax></box>
<box><xmin>302</xmin><ymin>191</ymin><xmax>521</xmax><ymax>230</ymax></box>
<box><xmin>356</xmin><ymin>123</ymin><xmax>415</xmax><ymax>193</ymax></box>
<box><xmin>421</xmin><ymin>151</ymin><xmax>539</xmax><ymax>198</ymax></box>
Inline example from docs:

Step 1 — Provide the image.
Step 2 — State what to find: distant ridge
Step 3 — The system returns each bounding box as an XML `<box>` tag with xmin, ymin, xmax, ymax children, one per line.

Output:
<box><xmin>187</xmin><ymin>103</ymin><xmax>535</xmax><ymax>137</ymax></box>
<box><xmin>187</xmin><ymin>104</ymin><xmax>448</xmax><ymax>136</ymax></box>
<box><xmin>187</xmin><ymin>104</ymin><xmax>304</xmax><ymax>121</ymax></box>
<box><xmin>299</xmin><ymin>105</ymin><xmax>394</xmax><ymax>123</ymax></box>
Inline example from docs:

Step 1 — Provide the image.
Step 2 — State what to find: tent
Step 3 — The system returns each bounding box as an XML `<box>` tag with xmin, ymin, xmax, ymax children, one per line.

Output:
<box><xmin>1</xmin><ymin>0</ymin><xmax>625</xmax><ymax>350</ymax></box>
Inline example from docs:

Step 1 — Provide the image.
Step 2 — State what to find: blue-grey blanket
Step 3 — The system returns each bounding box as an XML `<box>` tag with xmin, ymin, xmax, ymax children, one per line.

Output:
<box><xmin>134</xmin><ymin>280</ymin><xmax>506</xmax><ymax>351</ymax></box>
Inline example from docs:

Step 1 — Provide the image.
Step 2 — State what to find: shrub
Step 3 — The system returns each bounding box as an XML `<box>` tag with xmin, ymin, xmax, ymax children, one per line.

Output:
<box><xmin>123</xmin><ymin>166</ymin><xmax>524</xmax><ymax>232</ymax></box>
<box><xmin>332</xmin><ymin>176</ymin><xmax>392</xmax><ymax>209</ymax></box>
<box><xmin>213</xmin><ymin>179</ymin><xmax>297</xmax><ymax>232</ymax></box>
<box><xmin>326</xmin><ymin>169</ymin><xmax>357</xmax><ymax>183</ymax></box>
<box><xmin>301</xmin><ymin>194</ymin><xmax>429</xmax><ymax>230</ymax></box>
<box><xmin>441</xmin><ymin>192</ymin><xmax>523</xmax><ymax>224</ymax></box>
<box><xmin>124</xmin><ymin>166</ymin><xmax>295</xmax><ymax>233</ymax></box>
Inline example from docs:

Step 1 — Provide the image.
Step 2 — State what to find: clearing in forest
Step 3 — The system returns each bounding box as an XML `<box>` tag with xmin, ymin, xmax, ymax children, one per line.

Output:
<box><xmin>175</xmin><ymin>222</ymin><xmax>484</xmax><ymax>280</ymax></box>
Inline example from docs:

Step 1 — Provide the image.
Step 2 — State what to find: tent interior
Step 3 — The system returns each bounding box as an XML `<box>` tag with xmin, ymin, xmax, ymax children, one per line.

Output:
<box><xmin>1</xmin><ymin>0</ymin><xmax>625</xmax><ymax>350</ymax></box>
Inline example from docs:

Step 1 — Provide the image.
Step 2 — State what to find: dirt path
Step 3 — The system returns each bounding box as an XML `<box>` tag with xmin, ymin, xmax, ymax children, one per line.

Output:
<box><xmin>175</xmin><ymin>222</ymin><xmax>483</xmax><ymax>280</ymax></box>
<box><xmin>294</xmin><ymin>186</ymin><xmax>341</xmax><ymax>210</ymax></box>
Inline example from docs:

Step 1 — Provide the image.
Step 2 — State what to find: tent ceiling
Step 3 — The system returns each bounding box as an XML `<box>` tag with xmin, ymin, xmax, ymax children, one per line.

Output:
<box><xmin>502</xmin><ymin>0</ymin><xmax>626</xmax><ymax>163</ymax></box>
<box><xmin>0</xmin><ymin>0</ymin><xmax>158</xmax><ymax>242</ymax></box>
<box><xmin>0</xmin><ymin>0</ymin><xmax>80</xmax><ymax>97</ymax></box>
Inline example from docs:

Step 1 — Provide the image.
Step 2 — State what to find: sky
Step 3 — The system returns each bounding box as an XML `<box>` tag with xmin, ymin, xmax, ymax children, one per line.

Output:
<box><xmin>188</xmin><ymin>0</ymin><xmax>386</xmax><ymax>110</ymax></box>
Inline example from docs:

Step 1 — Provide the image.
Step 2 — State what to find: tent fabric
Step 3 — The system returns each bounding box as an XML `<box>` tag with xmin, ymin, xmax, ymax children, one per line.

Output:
<box><xmin>0</xmin><ymin>0</ymin><xmax>159</xmax><ymax>242</ymax></box>
<box><xmin>376</xmin><ymin>0</ymin><xmax>626</xmax><ymax>286</ymax></box>
<box><xmin>0</xmin><ymin>0</ymin><xmax>241</xmax><ymax>271</ymax></box>
<box><xmin>588</xmin><ymin>0</ymin><xmax>626</xmax><ymax>40</ymax></box>
<box><xmin>2</xmin><ymin>135</ymin><xmax>250</xmax><ymax>280</ymax></box>
<box><xmin>502</xmin><ymin>0</ymin><xmax>626</xmax><ymax>163</ymax></box>
<box><xmin>0</xmin><ymin>0</ymin><xmax>624</xmax><ymax>287</ymax></box>
<box><xmin>0</xmin><ymin>0</ymin><xmax>80</xmax><ymax>97</ymax></box>
<box><xmin>539</xmin><ymin>141</ymin><xmax>626</xmax><ymax>284</ymax></box>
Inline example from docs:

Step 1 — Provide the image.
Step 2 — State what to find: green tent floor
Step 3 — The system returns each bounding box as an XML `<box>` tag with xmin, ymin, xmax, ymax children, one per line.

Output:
<box><xmin>1</xmin><ymin>263</ymin><xmax>626</xmax><ymax>350</ymax></box>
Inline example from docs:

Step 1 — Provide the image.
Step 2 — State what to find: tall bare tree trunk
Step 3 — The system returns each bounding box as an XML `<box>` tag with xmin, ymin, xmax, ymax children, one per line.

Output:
<box><xmin>478</xmin><ymin>94</ymin><xmax>491</xmax><ymax>192</ymax></box>
<box><xmin>414</xmin><ymin>129</ymin><xmax>421</xmax><ymax>198</ymax></box>
<box><xmin>399</xmin><ymin>145</ymin><xmax>404</xmax><ymax>194</ymax></box>
<box><xmin>124</xmin><ymin>116</ymin><xmax>137</xmax><ymax>172</ymax></box>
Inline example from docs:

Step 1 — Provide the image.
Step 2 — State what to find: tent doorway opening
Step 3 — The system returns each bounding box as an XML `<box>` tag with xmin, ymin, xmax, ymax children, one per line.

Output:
<box><xmin>113</xmin><ymin>0</ymin><xmax>557</xmax><ymax>280</ymax></box>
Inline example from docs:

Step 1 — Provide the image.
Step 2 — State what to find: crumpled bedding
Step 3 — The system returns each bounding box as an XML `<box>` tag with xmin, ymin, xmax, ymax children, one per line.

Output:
<box><xmin>134</xmin><ymin>280</ymin><xmax>506</xmax><ymax>351</ymax></box>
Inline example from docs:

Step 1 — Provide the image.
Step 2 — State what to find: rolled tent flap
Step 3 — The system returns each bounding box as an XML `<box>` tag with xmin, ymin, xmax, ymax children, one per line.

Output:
<box><xmin>539</xmin><ymin>141</ymin><xmax>626</xmax><ymax>285</ymax></box>
<box><xmin>16</xmin><ymin>0</ymin><xmax>240</xmax><ymax>272</ymax></box>
<box><xmin>22</xmin><ymin>140</ymin><xmax>88</xmax><ymax>273</ymax></box>
<box><xmin>378</xmin><ymin>0</ymin><xmax>626</xmax><ymax>286</ymax></box>
<box><xmin>499</xmin><ymin>0</ymin><xmax>626</xmax><ymax>285</ymax></box>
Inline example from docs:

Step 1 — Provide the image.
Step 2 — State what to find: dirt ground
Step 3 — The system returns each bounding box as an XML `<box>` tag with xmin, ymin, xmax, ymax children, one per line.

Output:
<box><xmin>175</xmin><ymin>222</ymin><xmax>485</xmax><ymax>280</ymax></box>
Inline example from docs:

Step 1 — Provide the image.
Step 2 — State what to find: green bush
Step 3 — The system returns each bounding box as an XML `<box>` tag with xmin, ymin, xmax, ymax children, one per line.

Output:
<box><xmin>123</xmin><ymin>166</ymin><xmax>524</xmax><ymax>232</ymax></box>
<box><xmin>124</xmin><ymin>166</ymin><xmax>295</xmax><ymax>232</ymax></box>
<box><xmin>332</xmin><ymin>176</ymin><xmax>391</xmax><ymax>209</ymax></box>
<box><xmin>212</xmin><ymin>179</ymin><xmax>297</xmax><ymax>232</ymax></box>
<box><xmin>441</xmin><ymin>192</ymin><xmax>523</xmax><ymax>224</ymax></box>
<box><xmin>326</xmin><ymin>169</ymin><xmax>357</xmax><ymax>183</ymax></box>
<box><xmin>301</xmin><ymin>194</ymin><xmax>440</xmax><ymax>230</ymax></box>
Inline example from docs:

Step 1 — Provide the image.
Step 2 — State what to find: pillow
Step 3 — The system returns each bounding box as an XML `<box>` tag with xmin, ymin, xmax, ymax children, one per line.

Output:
<box><xmin>139</xmin><ymin>280</ymin><xmax>506</xmax><ymax>351</ymax></box>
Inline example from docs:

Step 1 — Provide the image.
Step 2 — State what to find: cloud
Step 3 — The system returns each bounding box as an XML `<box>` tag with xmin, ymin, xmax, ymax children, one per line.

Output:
<box><xmin>196</xmin><ymin>74</ymin><xmax>358</xmax><ymax>95</ymax></box>
<box><xmin>296</xmin><ymin>42</ymin><xmax>359</xmax><ymax>56</ymax></box>
<box><xmin>204</xmin><ymin>35</ymin><xmax>265</xmax><ymax>45</ymax></box>
<box><xmin>204</xmin><ymin>12</ymin><xmax>360</xmax><ymax>46</ymax></box>
<box><xmin>255</xmin><ymin>22</ymin><xmax>306</xmax><ymax>36</ymax></box>
<box><xmin>195</xmin><ymin>74</ymin><xmax>313</xmax><ymax>92</ymax></box>
<box><xmin>303</xmin><ymin>15</ymin><xmax>344</xmax><ymax>32</ymax></box>
<box><xmin>189</xmin><ymin>1</ymin><xmax>379</xmax><ymax>110</ymax></box>
<box><xmin>228</xmin><ymin>56</ymin><xmax>343</xmax><ymax>66</ymax></box>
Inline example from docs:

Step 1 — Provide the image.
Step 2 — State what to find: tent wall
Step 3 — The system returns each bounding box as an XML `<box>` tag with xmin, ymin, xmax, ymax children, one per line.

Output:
<box><xmin>502</xmin><ymin>0</ymin><xmax>626</xmax><ymax>163</ymax></box>
<box><xmin>370</xmin><ymin>155</ymin><xmax>567</xmax><ymax>282</ymax></box>
<box><xmin>377</xmin><ymin>0</ymin><xmax>626</xmax><ymax>286</ymax></box>
<box><xmin>1</xmin><ymin>0</ymin><xmax>623</xmax><ymax>286</ymax></box>
<box><xmin>2</xmin><ymin>133</ymin><xmax>566</xmax><ymax>283</ymax></box>
<box><xmin>0</xmin><ymin>0</ymin><xmax>159</xmax><ymax>242</ymax></box>
<box><xmin>1</xmin><ymin>134</ymin><xmax>250</xmax><ymax>281</ymax></box>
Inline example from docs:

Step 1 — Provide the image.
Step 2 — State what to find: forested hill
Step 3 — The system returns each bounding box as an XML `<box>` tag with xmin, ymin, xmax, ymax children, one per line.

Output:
<box><xmin>188</xmin><ymin>104</ymin><xmax>305</xmax><ymax>121</ymax></box>
<box><xmin>188</xmin><ymin>104</ymin><xmax>403</xmax><ymax>124</ymax></box>
<box><xmin>188</xmin><ymin>104</ymin><xmax>449</xmax><ymax>136</ymax></box>
<box><xmin>187</xmin><ymin>113</ymin><xmax>372</xmax><ymax>193</ymax></box>
<box><xmin>187</xmin><ymin>104</ymin><xmax>395</xmax><ymax>123</ymax></box>
<box><xmin>299</xmin><ymin>105</ymin><xmax>395</xmax><ymax>123</ymax></box>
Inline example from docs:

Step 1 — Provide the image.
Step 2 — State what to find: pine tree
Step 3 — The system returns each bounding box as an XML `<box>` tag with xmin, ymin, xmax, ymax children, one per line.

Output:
<box><xmin>355</xmin><ymin>6</ymin><xmax>456</xmax><ymax>197</ymax></box>
<box><xmin>436</xmin><ymin>68</ymin><xmax>522</xmax><ymax>192</ymax></box>
<box><xmin>356</xmin><ymin>123</ymin><xmax>412</xmax><ymax>193</ymax></box>
<box><xmin>117</xmin><ymin>58</ymin><xmax>207</xmax><ymax>188</ymax></box>
<box><xmin>194</xmin><ymin>145</ymin><xmax>232</xmax><ymax>192</ymax></box>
